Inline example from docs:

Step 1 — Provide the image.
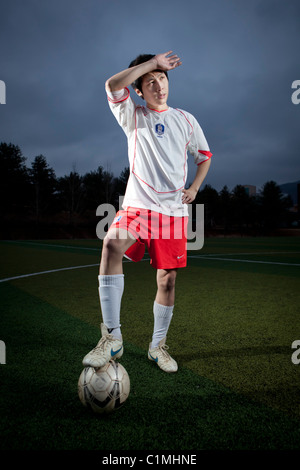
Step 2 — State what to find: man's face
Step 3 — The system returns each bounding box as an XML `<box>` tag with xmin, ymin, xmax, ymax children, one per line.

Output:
<box><xmin>137</xmin><ymin>71</ymin><xmax>169</xmax><ymax>111</ymax></box>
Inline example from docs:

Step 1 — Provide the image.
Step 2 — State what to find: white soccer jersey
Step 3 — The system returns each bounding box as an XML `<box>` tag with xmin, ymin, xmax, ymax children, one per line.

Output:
<box><xmin>107</xmin><ymin>87</ymin><xmax>212</xmax><ymax>216</ymax></box>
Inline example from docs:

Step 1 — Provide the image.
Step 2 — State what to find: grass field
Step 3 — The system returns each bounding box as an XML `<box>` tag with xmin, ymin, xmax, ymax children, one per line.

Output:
<box><xmin>0</xmin><ymin>236</ymin><xmax>300</xmax><ymax>452</ymax></box>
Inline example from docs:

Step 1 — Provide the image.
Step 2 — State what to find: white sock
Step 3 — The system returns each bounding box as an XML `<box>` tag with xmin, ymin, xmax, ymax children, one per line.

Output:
<box><xmin>151</xmin><ymin>301</ymin><xmax>174</xmax><ymax>348</ymax></box>
<box><xmin>98</xmin><ymin>274</ymin><xmax>124</xmax><ymax>340</ymax></box>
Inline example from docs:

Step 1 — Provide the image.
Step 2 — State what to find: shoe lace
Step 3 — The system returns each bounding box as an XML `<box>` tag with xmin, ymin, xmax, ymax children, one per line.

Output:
<box><xmin>158</xmin><ymin>343</ymin><xmax>171</xmax><ymax>359</ymax></box>
<box><xmin>94</xmin><ymin>333</ymin><xmax>114</xmax><ymax>353</ymax></box>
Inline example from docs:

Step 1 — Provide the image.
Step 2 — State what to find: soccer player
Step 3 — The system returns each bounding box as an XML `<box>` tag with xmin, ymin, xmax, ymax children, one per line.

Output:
<box><xmin>83</xmin><ymin>51</ymin><xmax>212</xmax><ymax>372</ymax></box>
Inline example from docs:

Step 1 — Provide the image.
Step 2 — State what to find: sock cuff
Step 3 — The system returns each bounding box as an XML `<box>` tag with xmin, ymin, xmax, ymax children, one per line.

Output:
<box><xmin>98</xmin><ymin>274</ymin><xmax>124</xmax><ymax>287</ymax></box>
<box><xmin>153</xmin><ymin>301</ymin><xmax>174</xmax><ymax>318</ymax></box>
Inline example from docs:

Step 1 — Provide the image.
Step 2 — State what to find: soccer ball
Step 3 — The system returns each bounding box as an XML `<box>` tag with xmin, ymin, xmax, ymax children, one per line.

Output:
<box><xmin>78</xmin><ymin>360</ymin><xmax>130</xmax><ymax>415</ymax></box>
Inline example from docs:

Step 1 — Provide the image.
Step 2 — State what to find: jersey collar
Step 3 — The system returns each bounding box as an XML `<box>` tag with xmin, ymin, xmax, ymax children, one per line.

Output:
<box><xmin>146</xmin><ymin>106</ymin><xmax>169</xmax><ymax>113</ymax></box>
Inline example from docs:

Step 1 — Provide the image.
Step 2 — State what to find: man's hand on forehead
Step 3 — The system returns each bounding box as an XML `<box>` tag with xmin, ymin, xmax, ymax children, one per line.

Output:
<box><xmin>152</xmin><ymin>51</ymin><xmax>182</xmax><ymax>72</ymax></box>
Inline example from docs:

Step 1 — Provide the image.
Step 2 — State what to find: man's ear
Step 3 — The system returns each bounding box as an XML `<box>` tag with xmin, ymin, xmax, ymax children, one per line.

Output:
<box><xmin>135</xmin><ymin>88</ymin><xmax>144</xmax><ymax>99</ymax></box>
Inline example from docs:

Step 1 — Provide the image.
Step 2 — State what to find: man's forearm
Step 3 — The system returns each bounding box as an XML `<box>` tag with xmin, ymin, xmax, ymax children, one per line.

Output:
<box><xmin>105</xmin><ymin>58</ymin><xmax>157</xmax><ymax>92</ymax></box>
<box><xmin>189</xmin><ymin>159</ymin><xmax>211</xmax><ymax>192</ymax></box>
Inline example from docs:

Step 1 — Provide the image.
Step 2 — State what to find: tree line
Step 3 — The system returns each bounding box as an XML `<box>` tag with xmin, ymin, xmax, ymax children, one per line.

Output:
<box><xmin>0</xmin><ymin>142</ymin><xmax>296</xmax><ymax>238</ymax></box>
<box><xmin>193</xmin><ymin>182</ymin><xmax>295</xmax><ymax>235</ymax></box>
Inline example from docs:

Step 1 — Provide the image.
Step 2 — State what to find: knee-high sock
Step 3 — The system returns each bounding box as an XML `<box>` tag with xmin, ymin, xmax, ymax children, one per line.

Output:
<box><xmin>151</xmin><ymin>301</ymin><xmax>174</xmax><ymax>348</ymax></box>
<box><xmin>98</xmin><ymin>274</ymin><xmax>124</xmax><ymax>339</ymax></box>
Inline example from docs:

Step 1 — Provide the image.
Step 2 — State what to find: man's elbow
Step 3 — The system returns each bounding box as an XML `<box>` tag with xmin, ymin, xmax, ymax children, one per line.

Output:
<box><xmin>105</xmin><ymin>79</ymin><xmax>113</xmax><ymax>93</ymax></box>
<box><xmin>105</xmin><ymin>78</ymin><xmax>123</xmax><ymax>93</ymax></box>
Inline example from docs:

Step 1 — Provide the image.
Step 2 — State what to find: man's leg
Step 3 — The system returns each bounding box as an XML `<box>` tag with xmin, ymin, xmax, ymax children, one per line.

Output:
<box><xmin>82</xmin><ymin>228</ymin><xmax>135</xmax><ymax>367</ymax></box>
<box><xmin>100</xmin><ymin>228</ymin><xmax>136</xmax><ymax>275</ymax></box>
<box><xmin>148</xmin><ymin>269</ymin><xmax>178</xmax><ymax>373</ymax></box>
<box><xmin>98</xmin><ymin>228</ymin><xmax>136</xmax><ymax>338</ymax></box>
<box><xmin>155</xmin><ymin>268</ymin><xmax>177</xmax><ymax>306</ymax></box>
<box><xmin>151</xmin><ymin>269</ymin><xmax>177</xmax><ymax>347</ymax></box>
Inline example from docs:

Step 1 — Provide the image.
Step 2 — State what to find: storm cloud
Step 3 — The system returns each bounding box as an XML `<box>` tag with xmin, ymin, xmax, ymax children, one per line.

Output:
<box><xmin>1</xmin><ymin>0</ymin><xmax>299</xmax><ymax>191</ymax></box>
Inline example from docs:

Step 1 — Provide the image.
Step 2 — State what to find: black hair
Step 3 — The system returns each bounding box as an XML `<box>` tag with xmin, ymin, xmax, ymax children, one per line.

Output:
<box><xmin>128</xmin><ymin>54</ymin><xmax>169</xmax><ymax>96</ymax></box>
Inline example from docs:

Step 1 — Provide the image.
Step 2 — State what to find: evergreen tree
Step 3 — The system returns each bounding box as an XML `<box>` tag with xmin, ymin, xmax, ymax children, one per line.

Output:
<box><xmin>219</xmin><ymin>185</ymin><xmax>232</xmax><ymax>233</ymax></box>
<box><xmin>259</xmin><ymin>180</ymin><xmax>293</xmax><ymax>230</ymax></box>
<box><xmin>231</xmin><ymin>185</ymin><xmax>251</xmax><ymax>233</ymax></box>
<box><xmin>197</xmin><ymin>184</ymin><xmax>220</xmax><ymax>229</ymax></box>
<box><xmin>29</xmin><ymin>155</ymin><xmax>57</xmax><ymax>222</ymax></box>
<box><xmin>57</xmin><ymin>171</ymin><xmax>84</xmax><ymax>223</ymax></box>
<box><xmin>83</xmin><ymin>166</ymin><xmax>116</xmax><ymax>210</ymax></box>
<box><xmin>0</xmin><ymin>142</ymin><xmax>30</xmax><ymax>215</ymax></box>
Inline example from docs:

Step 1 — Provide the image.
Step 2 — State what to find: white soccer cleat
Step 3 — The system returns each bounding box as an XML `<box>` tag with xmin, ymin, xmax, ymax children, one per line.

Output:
<box><xmin>148</xmin><ymin>337</ymin><xmax>178</xmax><ymax>373</ymax></box>
<box><xmin>82</xmin><ymin>323</ymin><xmax>123</xmax><ymax>368</ymax></box>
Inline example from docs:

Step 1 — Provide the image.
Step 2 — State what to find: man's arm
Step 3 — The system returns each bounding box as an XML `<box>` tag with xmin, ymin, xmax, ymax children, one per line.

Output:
<box><xmin>182</xmin><ymin>159</ymin><xmax>211</xmax><ymax>204</ymax></box>
<box><xmin>105</xmin><ymin>51</ymin><xmax>182</xmax><ymax>92</ymax></box>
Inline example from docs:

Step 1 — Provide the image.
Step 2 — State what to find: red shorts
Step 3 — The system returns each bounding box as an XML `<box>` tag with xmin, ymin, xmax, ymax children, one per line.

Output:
<box><xmin>109</xmin><ymin>207</ymin><xmax>188</xmax><ymax>270</ymax></box>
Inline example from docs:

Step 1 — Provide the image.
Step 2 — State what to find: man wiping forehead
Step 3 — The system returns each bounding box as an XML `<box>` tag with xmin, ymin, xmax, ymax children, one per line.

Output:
<box><xmin>82</xmin><ymin>51</ymin><xmax>212</xmax><ymax>373</ymax></box>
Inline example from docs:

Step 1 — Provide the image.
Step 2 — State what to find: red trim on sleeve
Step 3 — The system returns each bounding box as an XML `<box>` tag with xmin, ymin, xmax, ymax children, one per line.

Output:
<box><xmin>198</xmin><ymin>150</ymin><xmax>212</xmax><ymax>158</ymax></box>
<box><xmin>107</xmin><ymin>87</ymin><xmax>130</xmax><ymax>104</ymax></box>
<box><xmin>197</xmin><ymin>150</ymin><xmax>212</xmax><ymax>165</ymax></box>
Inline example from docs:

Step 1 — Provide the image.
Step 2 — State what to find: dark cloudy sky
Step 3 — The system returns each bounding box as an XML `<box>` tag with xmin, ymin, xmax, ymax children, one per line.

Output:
<box><xmin>1</xmin><ymin>0</ymin><xmax>299</xmax><ymax>191</ymax></box>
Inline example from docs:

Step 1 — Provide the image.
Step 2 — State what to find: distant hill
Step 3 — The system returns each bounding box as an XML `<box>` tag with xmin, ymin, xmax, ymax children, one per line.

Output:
<box><xmin>279</xmin><ymin>181</ymin><xmax>300</xmax><ymax>204</ymax></box>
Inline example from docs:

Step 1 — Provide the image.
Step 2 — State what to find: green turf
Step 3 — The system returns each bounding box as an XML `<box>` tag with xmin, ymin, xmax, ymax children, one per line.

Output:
<box><xmin>0</xmin><ymin>238</ymin><xmax>300</xmax><ymax>450</ymax></box>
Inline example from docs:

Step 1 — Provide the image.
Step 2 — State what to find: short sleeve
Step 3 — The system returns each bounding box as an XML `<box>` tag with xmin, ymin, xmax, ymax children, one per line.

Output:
<box><xmin>106</xmin><ymin>87</ymin><xmax>136</xmax><ymax>136</ymax></box>
<box><xmin>187</xmin><ymin>115</ymin><xmax>212</xmax><ymax>165</ymax></box>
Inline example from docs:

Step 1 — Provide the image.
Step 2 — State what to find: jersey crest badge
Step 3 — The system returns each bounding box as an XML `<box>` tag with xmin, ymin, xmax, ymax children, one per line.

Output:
<box><xmin>155</xmin><ymin>123</ymin><xmax>165</xmax><ymax>137</ymax></box>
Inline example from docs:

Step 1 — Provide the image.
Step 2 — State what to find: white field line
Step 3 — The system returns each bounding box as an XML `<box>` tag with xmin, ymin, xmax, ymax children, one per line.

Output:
<box><xmin>4</xmin><ymin>240</ymin><xmax>300</xmax><ymax>258</ymax></box>
<box><xmin>189</xmin><ymin>255</ymin><xmax>300</xmax><ymax>267</ymax></box>
<box><xmin>196</xmin><ymin>251</ymin><xmax>300</xmax><ymax>257</ymax></box>
<box><xmin>0</xmin><ymin>258</ymin><xmax>150</xmax><ymax>283</ymax></box>
<box><xmin>1</xmin><ymin>242</ymin><xmax>299</xmax><ymax>283</ymax></box>
<box><xmin>3</xmin><ymin>240</ymin><xmax>100</xmax><ymax>251</ymax></box>
<box><xmin>0</xmin><ymin>264</ymin><xmax>99</xmax><ymax>283</ymax></box>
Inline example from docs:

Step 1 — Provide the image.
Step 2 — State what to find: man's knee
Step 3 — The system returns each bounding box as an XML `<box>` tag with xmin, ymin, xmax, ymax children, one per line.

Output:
<box><xmin>157</xmin><ymin>270</ymin><xmax>177</xmax><ymax>292</ymax></box>
<box><xmin>102</xmin><ymin>236</ymin><xmax>115</xmax><ymax>256</ymax></box>
<box><xmin>102</xmin><ymin>229</ymin><xmax>135</xmax><ymax>257</ymax></box>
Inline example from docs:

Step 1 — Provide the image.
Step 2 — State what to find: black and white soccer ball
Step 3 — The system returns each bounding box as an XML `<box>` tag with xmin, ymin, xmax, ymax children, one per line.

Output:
<box><xmin>78</xmin><ymin>360</ymin><xmax>130</xmax><ymax>415</ymax></box>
